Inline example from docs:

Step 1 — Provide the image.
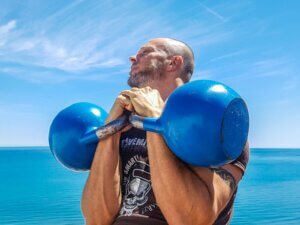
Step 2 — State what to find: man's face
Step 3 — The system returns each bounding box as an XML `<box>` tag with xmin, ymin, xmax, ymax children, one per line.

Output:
<box><xmin>128</xmin><ymin>41</ymin><xmax>167</xmax><ymax>87</ymax></box>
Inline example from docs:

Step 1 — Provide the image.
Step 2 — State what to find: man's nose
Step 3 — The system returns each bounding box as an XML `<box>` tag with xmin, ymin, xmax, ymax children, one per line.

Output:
<box><xmin>129</xmin><ymin>56</ymin><xmax>137</xmax><ymax>63</ymax></box>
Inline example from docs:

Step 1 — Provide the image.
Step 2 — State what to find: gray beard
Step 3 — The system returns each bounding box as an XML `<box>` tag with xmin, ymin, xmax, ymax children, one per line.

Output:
<box><xmin>127</xmin><ymin>62</ymin><xmax>164</xmax><ymax>88</ymax></box>
<box><xmin>127</xmin><ymin>70</ymin><xmax>155</xmax><ymax>88</ymax></box>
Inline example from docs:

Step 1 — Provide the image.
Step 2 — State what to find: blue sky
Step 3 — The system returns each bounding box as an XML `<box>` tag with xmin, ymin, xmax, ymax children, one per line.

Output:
<box><xmin>0</xmin><ymin>0</ymin><xmax>299</xmax><ymax>147</ymax></box>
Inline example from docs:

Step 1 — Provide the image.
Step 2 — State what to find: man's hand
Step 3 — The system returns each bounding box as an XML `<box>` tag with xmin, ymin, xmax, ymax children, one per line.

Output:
<box><xmin>106</xmin><ymin>94</ymin><xmax>133</xmax><ymax>124</ymax></box>
<box><xmin>121</xmin><ymin>87</ymin><xmax>164</xmax><ymax>118</ymax></box>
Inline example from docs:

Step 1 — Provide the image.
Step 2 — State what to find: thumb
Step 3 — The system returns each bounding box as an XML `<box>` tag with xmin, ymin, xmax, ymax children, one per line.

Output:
<box><xmin>118</xmin><ymin>94</ymin><xmax>134</xmax><ymax>112</ymax></box>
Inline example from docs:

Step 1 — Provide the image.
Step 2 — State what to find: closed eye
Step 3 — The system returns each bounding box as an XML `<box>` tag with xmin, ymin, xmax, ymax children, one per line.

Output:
<box><xmin>140</xmin><ymin>50</ymin><xmax>150</xmax><ymax>56</ymax></box>
<box><xmin>140</xmin><ymin>47</ymin><xmax>154</xmax><ymax>55</ymax></box>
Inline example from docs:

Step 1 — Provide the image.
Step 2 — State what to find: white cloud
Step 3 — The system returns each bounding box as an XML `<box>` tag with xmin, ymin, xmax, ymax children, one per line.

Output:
<box><xmin>0</xmin><ymin>20</ymin><xmax>16</xmax><ymax>35</ymax></box>
<box><xmin>0</xmin><ymin>20</ymin><xmax>17</xmax><ymax>46</ymax></box>
<box><xmin>281</xmin><ymin>77</ymin><xmax>299</xmax><ymax>91</ymax></box>
<box><xmin>217</xmin><ymin>56</ymin><xmax>294</xmax><ymax>82</ymax></box>
<box><xmin>0</xmin><ymin>1</ymin><xmax>245</xmax><ymax>83</ymax></box>
<box><xmin>197</xmin><ymin>2</ymin><xmax>227</xmax><ymax>22</ymax></box>
<box><xmin>192</xmin><ymin>69</ymin><xmax>216</xmax><ymax>80</ymax></box>
<box><xmin>252</xmin><ymin>58</ymin><xmax>292</xmax><ymax>78</ymax></box>
<box><xmin>206</xmin><ymin>50</ymin><xmax>246</xmax><ymax>64</ymax></box>
<box><xmin>97</xmin><ymin>58</ymin><xmax>125</xmax><ymax>67</ymax></box>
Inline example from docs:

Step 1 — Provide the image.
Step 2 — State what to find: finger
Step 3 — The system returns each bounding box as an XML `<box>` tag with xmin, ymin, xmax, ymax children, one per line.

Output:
<box><xmin>121</xmin><ymin>90</ymin><xmax>137</xmax><ymax>99</ymax></box>
<box><xmin>124</xmin><ymin>103</ymin><xmax>134</xmax><ymax>112</ymax></box>
<box><xmin>116</xmin><ymin>94</ymin><xmax>129</xmax><ymax>104</ymax></box>
<box><xmin>117</xmin><ymin>94</ymin><xmax>134</xmax><ymax>111</ymax></box>
<box><xmin>129</xmin><ymin>98</ymin><xmax>142</xmax><ymax>115</ymax></box>
<box><xmin>131</xmin><ymin>97</ymin><xmax>142</xmax><ymax>107</ymax></box>
<box><xmin>131</xmin><ymin>87</ymin><xmax>139</xmax><ymax>91</ymax></box>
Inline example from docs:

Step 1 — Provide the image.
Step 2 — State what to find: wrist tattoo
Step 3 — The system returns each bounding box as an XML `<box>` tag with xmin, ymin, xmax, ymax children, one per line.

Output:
<box><xmin>211</xmin><ymin>168</ymin><xmax>236</xmax><ymax>191</ymax></box>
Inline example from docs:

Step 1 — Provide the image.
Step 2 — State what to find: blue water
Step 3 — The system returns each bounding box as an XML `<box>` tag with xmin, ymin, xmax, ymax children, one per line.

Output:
<box><xmin>0</xmin><ymin>148</ymin><xmax>299</xmax><ymax>224</ymax></box>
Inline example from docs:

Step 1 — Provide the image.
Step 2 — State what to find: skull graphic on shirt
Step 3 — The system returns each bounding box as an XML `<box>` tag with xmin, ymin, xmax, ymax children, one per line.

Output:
<box><xmin>120</xmin><ymin>161</ymin><xmax>151</xmax><ymax>216</ymax></box>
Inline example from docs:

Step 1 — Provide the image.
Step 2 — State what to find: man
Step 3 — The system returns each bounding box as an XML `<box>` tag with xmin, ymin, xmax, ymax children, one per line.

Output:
<box><xmin>81</xmin><ymin>38</ymin><xmax>249</xmax><ymax>225</ymax></box>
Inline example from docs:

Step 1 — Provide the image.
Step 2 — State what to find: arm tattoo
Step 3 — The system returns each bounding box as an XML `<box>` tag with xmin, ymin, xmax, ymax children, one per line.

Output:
<box><xmin>211</xmin><ymin>168</ymin><xmax>236</xmax><ymax>191</ymax></box>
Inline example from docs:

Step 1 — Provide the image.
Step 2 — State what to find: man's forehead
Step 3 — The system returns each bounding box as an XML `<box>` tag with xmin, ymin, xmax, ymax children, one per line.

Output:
<box><xmin>141</xmin><ymin>40</ymin><xmax>167</xmax><ymax>51</ymax></box>
<box><xmin>146</xmin><ymin>38</ymin><xmax>185</xmax><ymax>53</ymax></box>
<box><xmin>141</xmin><ymin>41</ymin><xmax>160</xmax><ymax>49</ymax></box>
<box><xmin>150</xmin><ymin>38</ymin><xmax>168</xmax><ymax>44</ymax></box>
<box><xmin>149</xmin><ymin>39</ymin><xmax>169</xmax><ymax>47</ymax></box>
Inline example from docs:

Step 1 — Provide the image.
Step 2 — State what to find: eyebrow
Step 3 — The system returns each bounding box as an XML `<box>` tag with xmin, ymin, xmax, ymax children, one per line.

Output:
<box><xmin>140</xmin><ymin>46</ymin><xmax>155</xmax><ymax>51</ymax></box>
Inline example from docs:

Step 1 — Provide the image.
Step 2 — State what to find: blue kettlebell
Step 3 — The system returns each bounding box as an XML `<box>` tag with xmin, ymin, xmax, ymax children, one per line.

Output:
<box><xmin>49</xmin><ymin>80</ymin><xmax>249</xmax><ymax>171</ymax></box>
<box><xmin>130</xmin><ymin>80</ymin><xmax>249</xmax><ymax>166</ymax></box>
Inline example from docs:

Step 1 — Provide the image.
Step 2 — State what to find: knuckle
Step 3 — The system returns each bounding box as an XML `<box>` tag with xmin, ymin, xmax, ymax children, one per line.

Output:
<box><xmin>116</xmin><ymin>95</ymin><xmax>124</xmax><ymax>101</ymax></box>
<box><xmin>153</xmin><ymin>89</ymin><xmax>159</xmax><ymax>94</ymax></box>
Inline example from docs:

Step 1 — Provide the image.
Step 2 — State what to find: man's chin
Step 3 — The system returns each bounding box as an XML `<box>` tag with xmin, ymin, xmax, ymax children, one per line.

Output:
<box><xmin>127</xmin><ymin>79</ymin><xmax>142</xmax><ymax>88</ymax></box>
<box><xmin>127</xmin><ymin>74</ymin><xmax>147</xmax><ymax>88</ymax></box>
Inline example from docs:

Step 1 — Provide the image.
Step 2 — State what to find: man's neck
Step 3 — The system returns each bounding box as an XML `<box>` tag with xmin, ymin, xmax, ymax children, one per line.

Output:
<box><xmin>148</xmin><ymin>77</ymin><xmax>184</xmax><ymax>101</ymax></box>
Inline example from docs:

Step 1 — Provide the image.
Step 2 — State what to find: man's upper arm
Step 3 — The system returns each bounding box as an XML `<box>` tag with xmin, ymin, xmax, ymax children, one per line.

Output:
<box><xmin>219</xmin><ymin>141</ymin><xmax>250</xmax><ymax>185</ymax></box>
<box><xmin>222</xmin><ymin>141</ymin><xmax>250</xmax><ymax>185</ymax></box>
<box><xmin>189</xmin><ymin>142</ymin><xmax>250</xmax><ymax>218</ymax></box>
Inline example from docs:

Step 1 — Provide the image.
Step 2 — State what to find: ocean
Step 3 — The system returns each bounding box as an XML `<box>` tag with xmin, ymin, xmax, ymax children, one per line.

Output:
<box><xmin>0</xmin><ymin>147</ymin><xmax>299</xmax><ymax>225</ymax></box>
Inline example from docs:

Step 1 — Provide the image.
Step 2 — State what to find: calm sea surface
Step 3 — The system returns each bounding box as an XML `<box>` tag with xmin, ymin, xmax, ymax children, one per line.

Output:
<box><xmin>0</xmin><ymin>147</ymin><xmax>299</xmax><ymax>225</ymax></box>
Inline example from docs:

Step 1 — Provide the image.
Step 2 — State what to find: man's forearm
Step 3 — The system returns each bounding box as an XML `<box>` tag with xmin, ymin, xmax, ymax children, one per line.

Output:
<box><xmin>146</xmin><ymin>132</ymin><xmax>215</xmax><ymax>225</ymax></box>
<box><xmin>81</xmin><ymin>134</ymin><xmax>122</xmax><ymax>225</ymax></box>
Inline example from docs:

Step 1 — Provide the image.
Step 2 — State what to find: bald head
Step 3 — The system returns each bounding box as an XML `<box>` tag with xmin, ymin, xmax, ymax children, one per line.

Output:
<box><xmin>149</xmin><ymin>38</ymin><xmax>194</xmax><ymax>83</ymax></box>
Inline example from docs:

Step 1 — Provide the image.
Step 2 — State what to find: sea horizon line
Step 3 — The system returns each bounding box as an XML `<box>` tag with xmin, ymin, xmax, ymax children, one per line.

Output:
<box><xmin>0</xmin><ymin>146</ymin><xmax>299</xmax><ymax>150</ymax></box>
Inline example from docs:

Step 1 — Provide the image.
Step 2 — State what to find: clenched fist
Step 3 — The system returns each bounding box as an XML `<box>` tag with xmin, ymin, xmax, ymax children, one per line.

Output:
<box><xmin>121</xmin><ymin>86</ymin><xmax>164</xmax><ymax>118</ymax></box>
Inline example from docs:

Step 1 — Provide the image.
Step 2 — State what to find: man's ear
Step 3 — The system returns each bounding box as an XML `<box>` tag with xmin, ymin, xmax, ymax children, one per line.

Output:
<box><xmin>166</xmin><ymin>55</ymin><xmax>183</xmax><ymax>72</ymax></box>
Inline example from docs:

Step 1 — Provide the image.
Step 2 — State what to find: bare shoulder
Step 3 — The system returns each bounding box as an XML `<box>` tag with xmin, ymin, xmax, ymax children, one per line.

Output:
<box><xmin>188</xmin><ymin>163</ymin><xmax>243</xmax><ymax>194</ymax></box>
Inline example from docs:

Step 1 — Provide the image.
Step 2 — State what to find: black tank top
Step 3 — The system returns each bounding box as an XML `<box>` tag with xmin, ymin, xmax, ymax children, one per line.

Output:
<box><xmin>113</xmin><ymin>128</ymin><xmax>249</xmax><ymax>225</ymax></box>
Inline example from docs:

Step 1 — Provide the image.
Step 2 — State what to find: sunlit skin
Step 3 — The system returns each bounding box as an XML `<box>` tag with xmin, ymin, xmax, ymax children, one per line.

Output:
<box><xmin>81</xmin><ymin>38</ymin><xmax>247</xmax><ymax>225</ymax></box>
